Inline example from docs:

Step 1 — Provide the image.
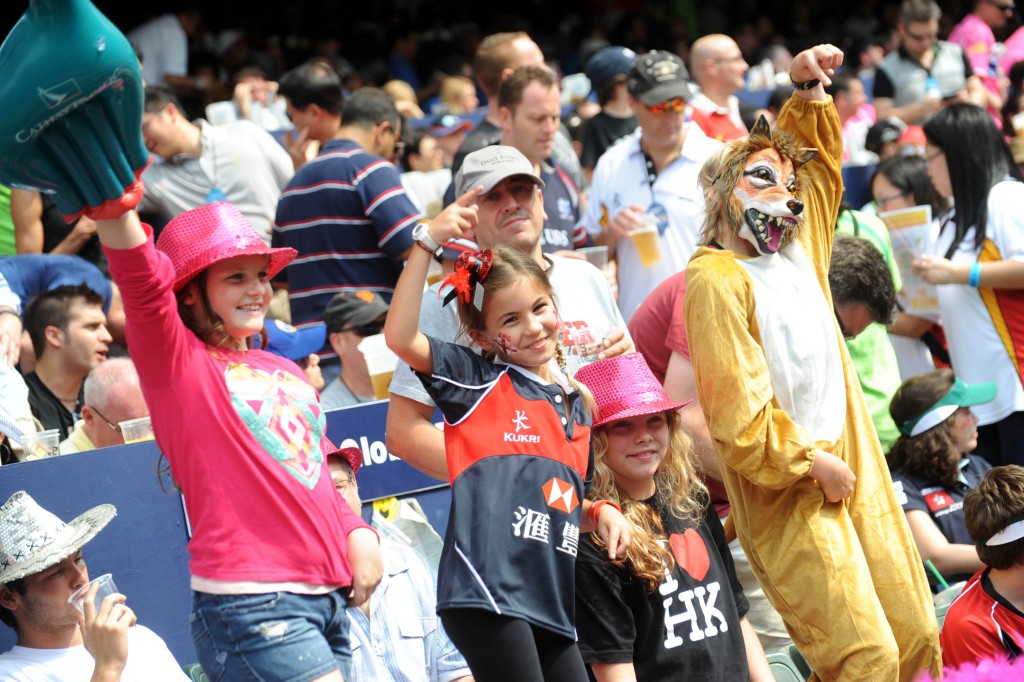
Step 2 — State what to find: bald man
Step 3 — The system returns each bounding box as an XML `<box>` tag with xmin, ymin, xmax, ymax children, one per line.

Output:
<box><xmin>60</xmin><ymin>357</ymin><xmax>150</xmax><ymax>453</ymax></box>
<box><xmin>689</xmin><ymin>34</ymin><xmax>752</xmax><ymax>141</ymax></box>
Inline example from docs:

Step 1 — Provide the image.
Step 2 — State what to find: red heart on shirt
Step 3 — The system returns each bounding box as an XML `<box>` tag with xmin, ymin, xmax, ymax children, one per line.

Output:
<box><xmin>669</xmin><ymin>529</ymin><xmax>710</xmax><ymax>581</ymax></box>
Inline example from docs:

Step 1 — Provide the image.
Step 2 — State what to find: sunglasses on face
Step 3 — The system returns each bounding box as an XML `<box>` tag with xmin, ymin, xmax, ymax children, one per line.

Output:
<box><xmin>645</xmin><ymin>97</ymin><xmax>686</xmax><ymax>115</ymax></box>
<box><xmin>986</xmin><ymin>0</ymin><xmax>1016</xmax><ymax>11</ymax></box>
<box><xmin>341</xmin><ymin>321</ymin><xmax>384</xmax><ymax>337</ymax></box>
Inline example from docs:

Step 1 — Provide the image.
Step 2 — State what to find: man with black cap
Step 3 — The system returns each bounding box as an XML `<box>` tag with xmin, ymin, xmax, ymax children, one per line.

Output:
<box><xmin>320</xmin><ymin>291</ymin><xmax>390</xmax><ymax>410</ymax></box>
<box><xmin>579</xmin><ymin>46</ymin><xmax>638</xmax><ymax>181</ymax></box>
<box><xmin>581</xmin><ymin>49</ymin><xmax>722</xmax><ymax>321</ymax></box>
<box><xmin>0</xmin><ymin>492</ymin><xmax>187</xmax><ymax>680</ymax></box>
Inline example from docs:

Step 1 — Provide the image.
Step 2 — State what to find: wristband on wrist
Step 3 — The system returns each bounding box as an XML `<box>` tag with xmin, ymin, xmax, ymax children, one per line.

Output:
<box><xmin>790</xmin><ymin>77</ymin><xmax>821</xmax><ymax>91</ymax></box>
<box><xmin>588</xmin><ymin>499</ymin><xmax>622</xmax><ymax>527</ymax></box>
<box><xmin>969</xmin><ymin>262</ymin><xmax>982</xmax><ymax>288</ymax></box>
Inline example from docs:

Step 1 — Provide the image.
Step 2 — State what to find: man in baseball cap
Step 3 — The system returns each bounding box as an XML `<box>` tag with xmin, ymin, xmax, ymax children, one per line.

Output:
<box><xmin>0</xmin><ymin>491</ymin><xmax>187</xmax><ymax>679</ymax></box>
<box><xmin>320</xmin><ymin>291</ymin><xmax>391</xmax><ymax>410</ymax></box>
<box><xmin>581</xmin><ymin>48</ymin><xmax>722</xmax><ymax>320</ymax></box>
<box><xmin>387</xmin><ymin>143</ymin><xmax>632</xmax><ymax>480</ymax></box>
<box><xmin>581</xmin><ymin>46</ymin><xmax>638</xmax><ymax>178</ymax></box>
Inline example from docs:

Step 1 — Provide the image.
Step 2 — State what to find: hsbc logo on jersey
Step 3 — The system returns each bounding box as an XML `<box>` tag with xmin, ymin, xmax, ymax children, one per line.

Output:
<box><xmin>504</xmin><ymin>409</ymin><xmax>541</xmax><ymax>443</ymax></box>
<box><xmin>924</xmin><ymin>489</ymin><xmax>962</xmax><ymax>517</ymax></box>
<box><xmin>542</xmin><ymin>478</ymin><xmax>580</xmax><ymax>513</ymax></box>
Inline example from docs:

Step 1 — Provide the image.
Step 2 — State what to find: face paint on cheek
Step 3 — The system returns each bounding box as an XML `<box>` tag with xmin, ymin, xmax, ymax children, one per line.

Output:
<box><xmin>490</xmin><ymin>332</ymin><xmax>518</xmax><ymax>355</ymax></box>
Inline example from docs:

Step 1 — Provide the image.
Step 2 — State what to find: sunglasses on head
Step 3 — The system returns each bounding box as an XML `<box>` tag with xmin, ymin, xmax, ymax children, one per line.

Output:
<box><xmin>645</xmin><ymin>97</ymin><xmax>686</xmax><ymax>114</ymax></box>
<box><xmin>986</xmin><ymin>0</ymin><xmax>1016</xmax><ymax>10</ymax></box>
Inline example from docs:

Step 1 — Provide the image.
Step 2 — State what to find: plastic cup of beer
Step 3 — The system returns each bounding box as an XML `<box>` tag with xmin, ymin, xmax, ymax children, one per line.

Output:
<box><xmin>69</xmin><ymin>573</ymin><xmax>119</xmax><ymax>614</ymax></box>
<box><xmin>118</xmin><ymin>416</ymin><xmax>154</xmax><ymax>444</ymax></box>
<box><xmin>21</xmin><ymin>429</ymin><xmax>61</xmax><ymax>460</ymax></box>
<box><xmin>630</xmin><ymin>219</ymin><xmax>662</xmax><ymax>268</ymax></box>
<box><xmin>357</xmin><ymin>333</ymin><xmax>399</xmax><ymax>400</ymax></box>
<box><xmin>426</xmin><ymin>259</ymin><xmax>443</xmax><ymax>287</ymax></box>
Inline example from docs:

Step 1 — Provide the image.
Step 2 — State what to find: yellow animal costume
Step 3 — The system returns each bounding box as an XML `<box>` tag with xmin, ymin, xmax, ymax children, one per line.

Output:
<box><xmin>684</xmin><ymin>95</ymin><xmax>941</xmax><ymax>680</ymax></box>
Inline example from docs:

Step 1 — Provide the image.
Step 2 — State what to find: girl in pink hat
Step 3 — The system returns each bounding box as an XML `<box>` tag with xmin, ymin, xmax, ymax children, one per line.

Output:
<box><xmin>386</xmin><ymin>198</ymin><xmax>629</xmax><ymax>681</ymax></box>
<box><xmin>93</xmin><ymin>204</ymin><xmax>381</xmax><ymax>682</ymax></box>
<box><xmin>573</xmin><ymin>352</ymin><xmax>773</xmax><ymax>681</ymax></box>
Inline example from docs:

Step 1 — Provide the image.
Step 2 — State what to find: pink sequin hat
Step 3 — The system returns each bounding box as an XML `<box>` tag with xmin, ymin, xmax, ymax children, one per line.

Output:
<box><xmin>156</xmin><ymin>202</ymin><xmax>297</xmax><ymax>292</ymax></box>
<box><xmin>575</xmin><ymin>352</ymin><xmax>691</xmax><ymax>427</ymax></box>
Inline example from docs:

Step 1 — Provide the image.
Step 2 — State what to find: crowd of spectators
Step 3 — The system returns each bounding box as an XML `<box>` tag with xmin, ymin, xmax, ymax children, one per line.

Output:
<box><xmin>2</xmin><ymin>0</ymin><xmax>1024</xmax><ymax>678</ymax></box>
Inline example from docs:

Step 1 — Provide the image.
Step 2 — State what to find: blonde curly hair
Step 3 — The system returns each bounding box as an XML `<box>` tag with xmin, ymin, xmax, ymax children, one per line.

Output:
<box><xmin>588</xmin><ymin>410</ymin><xmax>708</xmax><ymax>591</ymax></box>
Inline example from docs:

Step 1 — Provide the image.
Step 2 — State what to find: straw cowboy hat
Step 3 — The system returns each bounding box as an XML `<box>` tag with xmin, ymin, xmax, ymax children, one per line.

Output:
<box><xmin>0</xmin><ymin>492</ymin><xmax>115</xmax><ymax>584</ymax></box>
<box><xmin>156</xmin><ymin>202</ymin><xmax>297</xmax><ymax>292</ymax></box>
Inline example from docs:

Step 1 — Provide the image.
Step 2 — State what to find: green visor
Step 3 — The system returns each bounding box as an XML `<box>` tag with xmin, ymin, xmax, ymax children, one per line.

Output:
<box><xmin>898</xmin><ymin>377</ymin><xmax>997</xmax><ymax>437</ymax></box>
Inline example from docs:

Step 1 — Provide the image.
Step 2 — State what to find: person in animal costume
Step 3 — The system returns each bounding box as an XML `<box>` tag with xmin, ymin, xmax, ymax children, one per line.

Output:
<box><xmin>683</xmin><ymin>44</ymin><xmax>942</xmax><ymax>681</ymax></box>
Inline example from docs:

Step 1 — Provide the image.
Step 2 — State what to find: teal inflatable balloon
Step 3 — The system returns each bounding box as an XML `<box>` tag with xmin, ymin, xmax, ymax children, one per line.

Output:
<box><xmin>0</xmin><ymin>0</ymin><xmax>148</xmax><ymax>217</ymax></box>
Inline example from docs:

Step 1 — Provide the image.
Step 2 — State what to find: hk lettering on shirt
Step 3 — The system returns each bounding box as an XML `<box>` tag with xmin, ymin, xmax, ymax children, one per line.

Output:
<box><xmin>662</xmin><ymin>576</ymin><xmax>729</xmax><ymax>648</ymax></box>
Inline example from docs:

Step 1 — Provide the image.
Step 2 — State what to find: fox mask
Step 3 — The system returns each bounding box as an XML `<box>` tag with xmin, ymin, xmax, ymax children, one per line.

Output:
<box><xmin>698</xmin><ymin>116</ymin><xmax>817</xmax><ymax>255</ymax></box>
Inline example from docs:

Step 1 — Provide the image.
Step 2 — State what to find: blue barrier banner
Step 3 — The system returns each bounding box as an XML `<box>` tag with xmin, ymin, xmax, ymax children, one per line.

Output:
<box><xmin>0</xmin><ymin>400</ymin><xmax>455</xmax><ymax>663</ymax></box>
<box><xmin>325</xmin><ymin>400</ymin><xmax>450</xmax><ymax>502</ymax></box>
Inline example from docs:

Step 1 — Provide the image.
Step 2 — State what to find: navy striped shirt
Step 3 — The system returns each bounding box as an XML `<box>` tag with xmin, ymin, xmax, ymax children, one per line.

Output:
<box><xmin>273</xmin><ymin>139</ymin><xmax>420</xmax><ymax>358</ymax></box>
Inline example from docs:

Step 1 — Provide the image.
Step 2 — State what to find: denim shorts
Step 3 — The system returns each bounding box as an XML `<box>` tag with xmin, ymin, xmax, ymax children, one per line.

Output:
<box><xmin>190</xmin><ymin>589</ymin><xmax>352</xmax><ymax>682</ymax></box>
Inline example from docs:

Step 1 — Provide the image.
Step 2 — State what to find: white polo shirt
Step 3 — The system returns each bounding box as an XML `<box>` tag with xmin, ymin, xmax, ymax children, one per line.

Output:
<box><xmin>582</xmin><ymin>122</ymin><xmax>722</xmax><ymax>320</ymax></box>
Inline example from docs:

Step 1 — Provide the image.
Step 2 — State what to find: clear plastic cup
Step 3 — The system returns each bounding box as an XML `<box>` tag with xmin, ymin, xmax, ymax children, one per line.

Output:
<box><xmin>357</xmin><ymin>333</ymin><xmax>399</xmax><ymax>400</ymax></box>
<box><xmin>630</xmin><ymin>220</ymin><xmax>662</xmax><ymax>268</ymax></box>
<box><xmin>69</xmin><ymin>573</ymin><xmax>119</xmax><ymax>614</ymax></box>
<box><xmin>576</xmin><ymin>245</ymin><xmax>609</xmax><ymax>269</ymax></box>
<box><xmin>566</xmin><ymin>322</ymin><xmax>615</xmax><ymax>365</ymax></box>
<box><xmin>118</xmin><ymin>415</ymin><xmax>154</xmax><ymax>444</ymax></box>
<box><xmin>21</xmin><ymin>429</ymin><xmax>60</xmax><ymax>460</ymax></box>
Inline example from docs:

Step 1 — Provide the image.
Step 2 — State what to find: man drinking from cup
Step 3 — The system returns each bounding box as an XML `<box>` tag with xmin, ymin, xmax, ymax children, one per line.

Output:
<box><xmin>0</xmin><ymin>492</ymin><xmax>187</xmax><ymax>681</ymax></box>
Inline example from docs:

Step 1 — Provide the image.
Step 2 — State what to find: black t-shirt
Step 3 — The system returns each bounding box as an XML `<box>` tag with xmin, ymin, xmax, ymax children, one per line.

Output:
<box><xmin>575</xmin><ymin>496</ymin><xmax>749</xmax><ymax>681</ymax></box>
<box><xmin>24</xmin><ymin>371</ymin><xmax>81</xmax><ymax>440</ymax></box>
<box><xmin>580</xmin><ymin>111</ymin><xmax>637</xmax><ymax>170</ymax></box>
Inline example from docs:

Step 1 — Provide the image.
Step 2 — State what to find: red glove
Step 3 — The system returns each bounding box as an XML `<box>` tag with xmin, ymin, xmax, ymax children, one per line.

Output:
<box><xmin>65</xmin><ymin>166</ymin><xmax>147</xmax><ymax>223</ymax></box>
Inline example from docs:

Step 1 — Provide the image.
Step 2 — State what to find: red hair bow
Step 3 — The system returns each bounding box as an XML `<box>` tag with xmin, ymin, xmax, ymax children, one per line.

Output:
<box><xmin>440</xmin><ymin>249</ymin><xmax>493</xmax><ymax>309</ymax></box>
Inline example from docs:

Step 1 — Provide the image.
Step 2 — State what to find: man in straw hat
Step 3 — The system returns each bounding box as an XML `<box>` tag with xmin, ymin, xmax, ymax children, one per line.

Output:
<box><xmin>0</xmin><ymin>492</ymin><xmax>187</xmax><ymax>680</ymax></box>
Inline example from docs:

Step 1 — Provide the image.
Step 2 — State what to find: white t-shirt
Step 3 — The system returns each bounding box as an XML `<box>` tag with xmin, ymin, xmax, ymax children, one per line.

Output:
<box><xmin>932</xmin><ymin>179</ymin><xmax>1024</xmax><ymax>425</ymax></box>
<box><xmin>388</xmin><ymin>255</ymin><xmax>629</xmax><ymax>406</ymax></box>
<box><xmin>0</xmin><ymin>625</ymin><xmax>189</xmax><ymax>681</ymax></box>
<box><xmin>582</xmin><ymin>124</ymin><xmax>722</xmax><ymax>320</ymax></box>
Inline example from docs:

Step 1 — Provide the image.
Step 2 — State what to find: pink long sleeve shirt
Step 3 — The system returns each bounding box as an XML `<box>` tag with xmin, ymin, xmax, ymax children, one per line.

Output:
<box><xmin>105</xmin><ymin>232</ymin><xmax>369</xmax><ymax>588</ymax></box>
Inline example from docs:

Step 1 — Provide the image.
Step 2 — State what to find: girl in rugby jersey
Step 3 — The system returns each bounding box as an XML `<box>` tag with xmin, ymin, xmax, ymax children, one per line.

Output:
<box><xmin>386</xmin><ymin>190</ymin><xmax>629</xmax><ymax>682</ymax></box>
